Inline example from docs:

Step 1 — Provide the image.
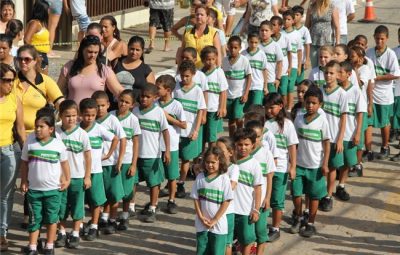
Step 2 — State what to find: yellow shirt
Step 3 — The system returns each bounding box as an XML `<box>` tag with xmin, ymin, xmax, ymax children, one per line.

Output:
<box><xmin>0</xmin><ymin>91</ymin><xmax>17</xmax><ymax>146</ymax></box>
<box><xmin>184</xmin><ymin>25</ymin><xmax>218</xmax><ymax>68</ymax></box>
<box><xmin>210</xmin><ymin>6</ymin><xmax>223</xmax><ymax>21</ymax></box>
<box><xmin>31</xmin><ymin>22</ymin><xmax>50</xmax><ymax>53</ymax></box>
<box><xmin>13</xmin><ymin>73</ymin><xmax>63</xmax><ymax>134</ymax></box>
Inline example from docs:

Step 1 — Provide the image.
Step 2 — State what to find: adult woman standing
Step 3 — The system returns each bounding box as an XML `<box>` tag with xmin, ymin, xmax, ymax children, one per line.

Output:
<box><xmin>100</xmin><ymin>15</ymin><xmax>127</xmax><ymax>66</ymax></box>
<box><xmin>305</xmin><ymin>0</ymin><xmax>340</xmax><ymax>68</ymax></box>
<box><xmin>113</xmin><ymin>35</ymin><xmax>155</xmax><ymax>101</ymax></box>
<box><xmin>180</xmin><ymin>5</ymin><xmax>221</xmax><ymax>68</ymax></box>
<box><xmin>0</xmin><ymin>0</ymin><xmax>14</xmax><ymax>33</ymax></box>
<box><xmin>58</xmin><ymin>35</ymin><xmax>124</xmax><ymax>104</ymax></box>
<box><xmin>0</xmin><ymin>63</ymin><xmax>25</xmax><ymax>252</ymax></box>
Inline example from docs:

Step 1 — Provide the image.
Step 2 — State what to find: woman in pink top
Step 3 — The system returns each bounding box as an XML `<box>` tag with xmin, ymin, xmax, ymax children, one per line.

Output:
<box><xmin>57</xmin><ymin>35</ymin><xmax>124</xmax><ymax>104</ymax></box>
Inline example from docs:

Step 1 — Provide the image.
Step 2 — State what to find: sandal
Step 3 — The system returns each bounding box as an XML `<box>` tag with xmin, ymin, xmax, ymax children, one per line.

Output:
<box><xmin>0</xmin><ymin>237</ymin><xmax>8</xmax><ymax>252</ymax></box>
<box><xmin>145</xmin><ymin>47</ymin><xmax>154</xmax><ymax>54</ymax></box>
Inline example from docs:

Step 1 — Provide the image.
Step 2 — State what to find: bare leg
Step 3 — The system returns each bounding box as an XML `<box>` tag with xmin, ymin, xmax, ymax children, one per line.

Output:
<box><xmin>282</xmin><ymin>95</ymin><xmax>288</xmax><ymax>109</ymax></box>
<box><xmin>103</xmin><ymin>202</ymin><xmax>110</xmax><ymax>214</ymax></box>
<box><xmin>46</xmin><ymin>223</ymin><xmax>57</xmax><ymax>244</ymax></box>
<box><xmin>365</xmin><ymin>126</ymin><xmax>372</xmax><ymax>151</ymax></box>
<box><xmin>110</xmin><ymin>202</ymin><xmax>119</xmax><ymax>220</ymax></box>
<box><xmin>73</xmin><ymin>220</ymin><xmax>81</xmax><ymax>232</ymax></box>
<box><xmin>164</xmin><ymin>31</ymin><xmax>171</xmax><ymax>51</ymax></box>
<box><xmin>293</xmin><ymin>196</ymin><xmax>302</xmax><ymax>216</ymax></box>
<box><xmin>236</xmin><ymin>118</ymin><xmax>244</xmax><ymax>130</ymax></box>
<box><xmin>168</xmin><ymin>180</ymin><xmax>176</xmax><ymax>201</ymax></box>
<box><xmin>327</xmin><ymin>168</ymin><xmax>336</xmax><ymax>196</ymax></box>
<box><xmin>381</xmin><ymin>126</ymin><xmax>390</xmax><ymax>147</ymax></box>
<box><xmin>308</xmin><ymin>199</ymin><xmax>319</xmax><ymax>223</ymax></box>
<box><xmin>78</xmin><ymin>31</ymin><xmax>85</xmax><ymax>43</ymax></box>
<box><xmin>29</xmin><ymin>230</ymin><xmax>40</xmax><ymax>246</ymax></box>
<box><xmin>339</xmin><ymin>167</ymin><xmax>349</xmax><ymax>185</ymax></box>
<box><xmin>148</xmin><ymin>26</ymin><xmax>156</xmax><ymax>49</ymax></box>
<box><xmin>272</xmin><ymin>209</ymin><xmax>282</xmax><ymax>228</ymax></box>
<box><xmin>150</xmin><ymin>185</ymin><xmax>160</xmax><ymax>206</ymax></box>
<box><xmin>288</xmin><ymin>92</ymin><xmax>295</xmax><ymax>110</ymax></box>
<box><xmin>91</xmin><ymin>206</ymin><xmax>100</xmax><ymax>225</ymax></box>
<box><xmin>179</xmin><ymin>160</ymin><xmax>190</xmax><ymax>182</ymax></box>
<box><xmin>242</xmin><ymin>243</ymin><xmax>254</xmax><ymax>255</ymax></box>
<box><xmin>256</xmin><ymin>243</ymin><xmax>266</xmax><ymax>255</ymax></box>
<box><xmin>47</xmin><ymin>13</ymin><xmax>61</xmax><ymax>55</ymax></box>
<box><xmin>228</xmin><ymin>120</ymin><xmax>236</xmax><ymax>137</ymax></box>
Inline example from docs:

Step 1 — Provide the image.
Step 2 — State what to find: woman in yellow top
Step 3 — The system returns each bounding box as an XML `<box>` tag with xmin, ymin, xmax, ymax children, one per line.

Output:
<box><xmin>0</xmin><ymin>63</ymin><xmax>25</xmax><ymax>252</ymax></box>
<box><xmin>24</xmin><ymin>0</ymin><xmax>51</xmax><ymax>74</ymax></box>
<box><xmin>180</xmin><ymin>5</ymin><xmax>222</xmax><ymax>68</ymax></box>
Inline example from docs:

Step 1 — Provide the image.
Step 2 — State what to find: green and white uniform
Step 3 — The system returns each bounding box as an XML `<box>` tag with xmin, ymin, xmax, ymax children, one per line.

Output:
<box><xmin>222</xmin><ymin>54</ymin><xmax>252</xmax><ymax>100</ymax></box>
<box><xmin>176</xmin><ymin>70</ymin><xmax>209</xmax><ymax>92</ymax></box>
<box><xmin>273</xmin><ymin>34</ymin><xmax>290</xmax><ymax>76</ymax></box>
<box><xmin>241</xmin><ymin>49</ymin><xmax>267</xmax><ymax>92</ymax></box>
<box><xmin>343</xmin><ymin>84</ymin><xmax>367</xmax><ymax>142</ymax></box>
<box><xmin>308</xmin><ymin>66</ymin><xmax>325</xmax><ymax>87</ymax></box>
<box><xmin>204</xmin><ymin>67</ymin><xmax>229</xmax><ymax>112</ymax></box>
<box><xmin>259</xmin><ymin>38</ymin><xmax>284</xmax><ymax>84</ymax></box>
<box><xmin>392</xmin><ymin>45</ymin><xmax>400</xmax><ymax>129</ymax></box>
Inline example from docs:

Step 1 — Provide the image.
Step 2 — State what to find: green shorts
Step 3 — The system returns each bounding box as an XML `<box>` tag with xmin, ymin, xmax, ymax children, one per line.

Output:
<box><xmin>102</xmin><ymin>165</ymin><xmax>124</xmax><ymax>203</ymax></box>
<box><xmin>138</xmin><ymin>158</ymin><xmax>165</xmax><ymax>187</ymax></box>
<box><xmin>226</xmin><ymin>98</ymin><xmax>244</xmax><ymax>120</ymax></box>
<box><xmin>270</xmin><ymin>172</ymin><xmax>288</xmax><ymax>210</ymax></box>
<box><xmin>180</xmin><ymin>137</ymin><xmax>201</xmax><ymax>161</ymax></box>
<box><xmin>296</xmin><ymin>64</ymin><xmax>305</xmax><ymax>85</ymax></box>
<box><xmin>245</xmin><ymin>90</ymin><xmax>264</xmax><ymax>111</ymax></box>
<box><xmin>205</xmin><ymin>112</ymin><xmax>221</xmax><ymax>143</ymax></box>
<box><xmin>267</xmin><ymin>82</ymin><xmax>277</xmax><ymax>93</ymax></box>
<box><xmin>288</xmin><ymin>68</ymin><xmax>298</xmax><ymax>92</ymax></box>
<box><xmin>86</xmin><ymin>173</ymin><xmax>107</xmax><ymax>207</ymax></box>
<box><xmin>328</xmin><ymin>143</ymin><xmax>344</xmax><ymax>169</ymax></box>
<box><xmin>342</xmin><ymin>141</ymin><xmax>358</xmax><ymax>168</ymax></box>
<box><xmin>197</xmin><ymin>125</ymin><xmax>204</xmax><ymax>153</ymax></box>
<box><xmin>196</xmin><ymin>231</ymin><xmax>227</xmax><ymax>255</ymax></box>
<box><xmin>59</xmin><ymin>178</ymin><xmax>85</xmax><ymax>221</ymax></box>
<box><xmin>392</xmin><ymin>96</ymin><xmax>400</xmax><ymax>129</ymax></box>
<box><xmin>120</xmin><ymin>163</ymin><xmax>136</xmax><ymax>202</ymax></box>
<box><xmin>255</xmin><ymin>208</ymin><xmax>269</xmax><ymax>244</ymax></box>
<box><xmin>27</xmin><ymin>189</ymin><xmax>61</xmax><ymax>232</ymax></box>
<box><xmin>292</xmin><ymin>166</ymin><xmax>327</xmax><ymax>200</ymax></box>
<box><xmin>278</xmin><ymin>75</ymin><xmax>289</xmax><ymax>96</ymax></box>
<box><xmin>234</xmin><ymin>214</ymin><xmax>256</xmax><ymax>246</ymax></box>
<box><xmin>373</xmin><ymin>103</ymin><xmax>393</xmax><ymax>128</ymax></box>
<box><xmin>226</xmin><ymin>213</ymin><xmax>235</xmax><ymax>246</ymax></box>
<box><xmin>163</xmin><ymin>150</ymin><xmax>179</xmax><ymax>180</ymax></box>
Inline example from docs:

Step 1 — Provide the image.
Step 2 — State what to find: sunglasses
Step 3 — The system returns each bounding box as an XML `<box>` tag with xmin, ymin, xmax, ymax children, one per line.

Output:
<box><xmin>84</xmin><ymin>35</ymin><xmax>100</xmax><ymax>43</ymax></box>
<box><xmin>0</xmin><ymin>77</ymin><xmax>14</xmax><ymax>83</ymax></box>
<box><xmin>16</xmin><ymin>57</ymin><xmax>34</xmax><ymax>63</ymax></box>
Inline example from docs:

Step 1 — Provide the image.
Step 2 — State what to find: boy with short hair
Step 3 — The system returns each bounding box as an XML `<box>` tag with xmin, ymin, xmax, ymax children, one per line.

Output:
<box><xmin>79</xmin><ymin>98</ymin><xmax>118</xmax><ymax>241</ymax></box>
<box><xmin>319</xmin><ymin>60</ymin><xmax>348</xmax><ymax>212</ymax></box>
<box><xmin>133</xmin><ymin>84</ymin><xmax>171</xmax><ymax>222</ymax></box>
<box><xmin>291</xmin><ymin>86</ymin><xmax>331</xmax><ymax>237</ymax></box>
<box><xmin>55</xmin><ymin>100</ymin><xmax>92</xmax><ymax>249</ymax></box>
<box><xmin>92</xmin><ymin>91</ymin><xmax>127</xmax><ymax>234</ymax></box>
<box><xmin>156</xmin><ymin>75</ymin><xmax>187</xmax><ymax>213</ymax></box>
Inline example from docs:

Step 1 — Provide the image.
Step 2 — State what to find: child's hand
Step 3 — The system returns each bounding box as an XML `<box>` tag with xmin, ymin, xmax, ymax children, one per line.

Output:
<box><xmin>297</xmin><ymin>68</ymin><xmax>302</xmax><ymax>76</ymax></box>
<box><xmin>189</xmin><ymin>130</ymin><xmax>198</xmax><ymax>141</ymax></box>
<box><xmin>274</xmin><ymin>80</ymin><xmax>280</xmax><ymax>90</ymax></box>
<box><xmin>321</xmin><ymin>164</ymin><xmax>329</xmax><ymax>176</ymax></box>
<box><xmin>164</xmin><ymin>151</ymin><xmax>171</xmax><ymax>165</ymax></box>
<box><xmin>336</xmin><ymin>141</ymin><xmax>344</xmax><ymax>153</ymax></box>
<box><xmin>128</xmin><ymin>165</ymin><xmax>136</xmax><ymax>177</ymax></box>
<box><xmin>83</xmin><ymin>176</ymin><xmax>91</xmax><ymax>189</ymax></box>
<box><xmin>250</xmin><ymin>210</ymin><xmax>259</xmax><ymax>223</ymax></box>
<box><xmin>304</xmin><ymin>60</ymin><xmax>311</xmax><ymax>70</ymax></box>
<box><xmin>217</xmin><ymin>108</ymin><xmax>226</xmax><ymax>118</ymax></box>
<box><xmin>264</xmin><ymin>87</ymin><xmax>269</xmax><ymax>96</ymax></box>
<box><xmin>200</xmin><ymin>216</ymin><xmax>211</xmax><ymax>228</ymax></box>
<box><xmin>368</xmin><ymin>104</ymin><xmax>373</xmax><ymax>117</ymax></box>
<box><xmin>115</xmin><ymin>161</ymin><xmax>122</xmax><ymax>173</ymax></box>
<box><xmin>208</xmin><ymin>218</ymin><xmax>217</xmax><ymax>229</ymax></box>
<box><xmin>288</xmin><ymin>166</ymin><xmax>296</xmax><ymax>181</ymax></box>
<box><xmin>59</xmin><ymin>179</ymin><xmax>70</xmax><ymax>191</ymax></box>
<box><xmin>353</xmin><ymin>133</ymin><xmax>360</xmax><ymax>146</ymax></box>
<box><xmin>240</xmin><ymin>93</ymin><xmax>248</xmax><ymax>103</ymax></box>
<box><xmin>102</xmin><ymin>154</ymin><xmax>110</xmax><ymax>161</ymax></box>
<box><xmin>20</xmin><ymin>181</ymin><xmax>28</xmax><ymax>193</ymax></box>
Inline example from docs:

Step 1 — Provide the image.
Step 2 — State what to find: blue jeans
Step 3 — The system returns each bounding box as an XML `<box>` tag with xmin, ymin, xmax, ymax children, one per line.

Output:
<box><xmin>0</xmin><ymin>144</ymin><xmax>20</xmax><ymax>237</ymax></box>
<box><xmin>70</xmin><ymin>0</ymin><xmax>91</xmax><ymax>31</ymax></box>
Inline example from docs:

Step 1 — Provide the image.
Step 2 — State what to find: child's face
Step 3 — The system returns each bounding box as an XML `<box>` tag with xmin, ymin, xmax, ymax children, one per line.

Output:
<box><xmin>297</xmin><ymin>84</ymin><xmax>308</xmax><ymax>103</ymax></box>
<box><xmin>324</xmin><ymin>66</ymin><xmax>338</xmax><ymax>85</ymax></box>
<box><xmin>157</xmin><ymin>83</ymin><xmax>169</xmax><ymax>98</ymax></box>
<box><xmin>236</xmin><ymin>138</ymin><xmax>254</xmax><ymax>158</ymax></box>
<box><xmin>204</xmin><ymin>154</ymin><xmax>220</xmax><ymax>175</ymax></box>
<box><xmin>354</xmin><ymin>38</ymin><xmax>367</xmax><ymax>50</ymax></box>
<box><xmin>228</xmin><ymin>41</ymin><xmax>241</xmax><ymax>58</ymax></box>
<box><xmin>216</xmin><ymin>141</ymin><xmax>233</xmax><ymax>163</ymax></box>
<box><xmin>304</xmin><ymin>96</ymin><xmax>321</xmax><ymax>115</ymax></box>
<box><xmin>252</xmin><ymin>127</ymin><xmax>263</xmax><ymax>147</ymax></box>
<box><xmin>348</xmin><ymin>50</ymin><xmax>360</xmax><ymax>66</ymax></box>
<box><xmin>271</xmin><ymin>20</ymin><xmax>281</xmax><ymax>34</ymax></box>
<box><xmin>34</xmin><ymin>119</ymin><xmax>54</xmax><ymax>141</ymax></box>
<box><xmin>248</xmin><ymin>37</ymin><xmax>259</xmax><ymax>50</ymax></box>
<box><xmin>203</xmin><ymin>52</ymin><xmax>217</xmax><ymax>68</ymax></box>
<box><xmin>81</xmin><ymin>108</ymin><xmax>97</xmax><ymax>126</ymax></box>
<box><xmin>319</xmin><ymin>50</ymin><xmax>333</xmax><ymax>67</ymax></box>
<box><xmin>180</xmin><ymin>69</ymin><xmax>195</xmax><ymax>86</ymax></box>
<box><xmin>118</xmin><ymin>94</ymin><xmax>134</xmax><ymax>113</ymax></box>
<box><xmin>334</xmin><ymin>47</ymin><xmax>348</xmax><ymax>63</ymax></box>
<box><xmin>266</xmin><ymin>103</ymin><xmax>283</xmax><ymax>119</ymax></box>
<box><xmin>374</xmin><ymin>32</ymin><xmax>388</xmax><ymax>50</ymax></box>
<box><xmin>294</xmin><ymin>12</ymin><xmax>302</xmax><ymax>24</ymax></box>
<box><xmin>337</xmin><ymin>68</ymin><xmax>351</xmax><ymax>83</ymax></box>
<box><xmin>260</xmin><ymin>25</ymin><xmax>273</xmax><ymax>41</ymax></box>
<box><xmin>95</xmin><ymin>98</ymin><xmax>110</xmax><ymax>118</ymax></box>
<box><xmin>182</xmin><ymin>51</ymin><xmax>196</xmax><ymax>64</ymax></box>
<box><xmin>283</xmin><ymin>15</ymin><xmax>294</xmax><ymax>29</ymax></box>
<box><xmin>60</xmin><ymin>108</ymin><xmax>78</xmax><ymax>129</ymax></box>
<box><xmin>140</xmin><ymin>91</ymin><xmax>156</xmax><ymax>108</ymax></box>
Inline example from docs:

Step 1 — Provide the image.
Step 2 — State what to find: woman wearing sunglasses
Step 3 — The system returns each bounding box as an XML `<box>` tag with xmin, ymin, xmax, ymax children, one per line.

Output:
<box><xmin>0</xmin><ymin>63</ymin><xmax>26</xmax><ymax>252</ymax></box>
<box><xmin>57</xmin><ymin>34</ymin><xmax>124</xmax><ymax>105</ymax></box>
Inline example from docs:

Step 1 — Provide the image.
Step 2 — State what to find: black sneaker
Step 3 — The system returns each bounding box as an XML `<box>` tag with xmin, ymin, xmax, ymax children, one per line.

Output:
<box><xmin>376</xmin><ymin>147</ymin><xmax>390</xmax><ymax>160</ymax></box>
<box><xmin>176</xmin><ymin>183</ymin><xmax>186</xmax><ymax>198</ymax></box>
<box><xmin>335</xmin><ymin>186</ymin><xmax>350</xmax><ymax>201</ymax></box>
<box><xmin>300</xmin><ymin>224</ymin><xmax>316</xmax><ymax>238</ymax></box>
<box><xmin>355</xmin><ymin>163</ymin><xmax>363</xmax><ymax>177</ymax></box>
<box><xmin>55</xmin><ymin>233</ymin><xmax>67</xmax><ymax>248</ymax></box>
<box><xmin>302</xmin><ymin>211</ymin><xmax>310</xmax><ymax>225</ymax></box>
<box><xmin>85</xmin><ymin>228</ymin><xmax>98</xmax><ymax>241</ymax></box>
<box><xmin>98</xmin><ymin>218</ymin><xmax>108</xmax><ymax>230</ymax></box>
<box><xmin>25</xmin><ymin>249</ymin><xmax>38</xmax><ymax>255</ymax></box>
<box><xmin>143</xmin><ymin>210</ymin><xmax>156</xmax><ymax>223</ymax></box>
<box><xmin>319</xmin><ymin>197</ymin><xmax>333</xmax><ymax>212</ymax></box>
<box><xmin>166</xmin><ymin>200</ymin><xmax>178</xmax><ymax>214</ymax></box>
<box><xmin>389</xmin><ymin>129</ymin><xmax>396</xmax><ymax>143</ymax></box>
<box><xmin>348</xmin><ymin>166</ymin><xmax>358</xmax><ymax>177</ymax></box>
<box><xmin>140</xmin><ymin>203</ymin><xmax>159</xmax><ymax>215</ymax></box>
<box><xmin>289</xmin><ymin>217</ymin><xmax>301</xmax><ymax>234</ymax></box>
<box><xmin>79</xmin><ymin>226</ymin><xmax>86</xmax><ymax>237</ymax></box>
<box><xmin>390</xmin><ymin>153</ymin><xmax>400</xmax><ymax>162</ymax></box>
<box><xmin>103</xmin><ymin>220</ymin><xmax>117</xmax><ymax>235</ymax></box>
<box><xmin>117</xmin><ymin>218</ymin><xmax>129</xmax><ymax>231</ymax></box>
<box><xmin>268</xmin><ymin>228</ymin><xmax>280</xmax><ymax>242</ymax></box>
<box><xmin>362</xmin><ymin>150</ymin><xmax>374</xmax><ymax>162</ymax></box>
<box><xmin>159</xmin><ymin>185</ymin><xmax>169</xmax><ymax>198</ymax></box>
<box><xmin>128</xmin><ymin>207</ymin><xmax>136</xmax><ymax>217</ymax></box>
<box><xmin>67</xmin><ymin>236</ymin><xmax>80</xmax><ymax>249</ymax></box>
<box><xmin>43</xmin><ymin>248</ymin><xmax>54</xmax><ymax>255</ymax></box>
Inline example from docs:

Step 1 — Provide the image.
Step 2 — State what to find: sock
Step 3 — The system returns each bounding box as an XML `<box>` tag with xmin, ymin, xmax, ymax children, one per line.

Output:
<box><xmin>90</xmin><ymin>224</ymin><xmax>98</xmax><ymax>229</ymax></box>
<box><xmin>29</xmin><ymin>244</ymin><xmax>37</xmax><ymax>251</ymax></box>
<box><xmin>304</xmin><ymin>209</ymin><xmax>309</xmax><ymax>214</ymax></box>
<box><xmin>80</xmin><ymin>223</ymin><xmax>83</xmax><ymax>228</ymax></box>
<box><xmin>307</xmin><ymin>222</ymin><xmax>314</xmax><ymax>226</ymax></box>
<box><xmin>149</xmin><ymin>205</ymin><xmax>156</xmax><ymax>212</ymax></box>
<box><xmin>168</xmin><ymin>199</ymin><xmax>175</xmax><ymax>203</ymax></box>
<box><xmin>272</xmin><ymin>227</ymin><xmax>279</xmax><ymax>232</ymax></box>
<box><xmin>177</xmin><ymin>181</ymin><xmax>184</xmax><ymax>185</ymax></box>
<box><xmin>129</xmin><ymin>203</ymin><xmax>135</xmax><ymax>211</ymax></box>
<box><xmin>59</xmin><ymin>229</ymin><xmax>66</xmax><ymax>235</ymax></box>
<box><xmin>109</xmin><ymin>218</ymin><xmax>116</xmax><ymax>223</ymax></box>
<box><xmin>101</xmin><ymin>213</ymin><xmax>109</xmax><ymax>221</ymax></box>
<box><xmin>46</xmin><ymin>243</ymin><xmax>54</xmax><ymax>249</ymax></box>
<box><xmin>121</xmin><ymin>212</ymin><xmax>129</xmax><ymax>220</ymax></box>
<box><xmin>72</xmin><ymin>231</ymin><xmax>79</xmax><ymax>237</ymax></box>
<box><xmin>339</xmin><ymin>183</ymin><xmax>345</xmax><ymax>188</ymax></box>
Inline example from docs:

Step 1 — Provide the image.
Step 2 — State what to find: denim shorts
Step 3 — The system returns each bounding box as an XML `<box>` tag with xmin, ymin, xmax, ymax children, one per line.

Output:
<box><xmin>46</xmin><ymin>0</ymin><xmax>63</xmax><ymax>15</ymax></box>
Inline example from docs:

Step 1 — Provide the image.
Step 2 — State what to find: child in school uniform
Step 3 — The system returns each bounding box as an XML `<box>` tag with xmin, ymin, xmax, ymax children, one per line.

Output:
<box><xmin>20</xmin><ymin>107</ymin><xmax>71</xmax><ymax>255</ymax></box>
<box><xmin>191</xmin><ymin>146</ymin><xmax>233</xmax><ymax>255</ymax></box>
<box><xmin>92</xmin><ymin>91</ymin><xmax>127</xmax><ymax>234</ymax></box>
<box><xmin>79</xmin><ymin>98</ymin><xmax>118</xmax><ymax>241</ymax></box>
<box><xmin>391</xmin><ymin>29</ymin><xmax>400</xmax><ymax>161</ymax></box>
<box><xmin>55</xmin><ymin>100</ymin><xmax>92</xmax><ymax>249</ymax></box>
<box><xmin>308</xmin><ymin>45</ymin><xmax>335</xmax><ymax>87</ymax></box>
<box><xmin>156</xmin><ymin>75</ymin><xmax>187</xmax><ymax>213</ymax></box>
<box><xmin>133</xmin><ymin>84</ymin><xmax>171</xmax><ymax>223</ymax></box>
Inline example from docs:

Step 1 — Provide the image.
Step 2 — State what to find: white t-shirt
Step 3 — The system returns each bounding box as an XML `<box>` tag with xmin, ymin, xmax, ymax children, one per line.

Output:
<box><xmin>366</xmin><ymin>47</ymin><xmax>400</xmax><ymax>105</ymax></box>
<box><xmin>234</xmin><ymin>156</ymin><xmax>264</xmax><ymax>215</ymax></box>
<box><xmin>308</xmin><ymin>66</ymin><xmax>325</xmax><ymax>87</ymax></box>
<box><xmin>84</xmin><ymin>123</ymin><xmax>115</xmax><ymax>174</ymax></box>
<box><xmin>55</xmin><ymin>125</ymin><xmax>91</xmax><ymax>178</ymax></box>
<box><xmin>214</xmin><ymin>0</ymin><xmax>236</xmax><ymax>16</ymax></box>
<box><xmin>226</xmin><ymin>163</ymin><xmax>240</xmax><ymax>214</ymax></box>
<box><xmin>295</xmin><ymin>107</ymin><xmax>327</xmax><ymax>120</ymax></box>
<box><xmin>157</xmin><ymin>99</ymin><xmax>186</xmax><ymax>151</ymax></box>
<box><xmin>203</xmin><ymin>67</ymin><xmax>229</xmax><ymax>112</ymax></box>
<box><xmin>264</xmin><ymin>118</ymin><xmax>299</xmax><ymax>173</ymax></box>
<box><xmin>97</xmin><ymin>114</ymin><xmax>127</xmax><ymax>166</ymax></box>
<box><xmin>190</xmin><ymin>172</ymin><xmax>233</xmax><ymax>234</ymax></box>
<box><xmin>294</xmin><ymin>113</ymin><xmax>331</xmax><ymax>169</ymax></box>
<box><xmin>110</xmin><ymin>111</ymin><xmax>141</xmax><ymax>164</ymax></box>
<box><xmin>357</xmin><ymin>64</ymin><xmax>372</xmax><ymax>106</ymax></box>
<box><xmin>273</xmin><ymin>34</ymin><xmax>291</xmax><ymax>76</ymax></box>
<box><xmin>176</xmin><ymin>70</ymin><xmax>209</xmax><ymax>92</ymax></box>
<box><xmin>259</xmin><ymin>39</ymin><xmax>284</xmax><ymax>83</ymax></box>
<box><xmin>133</xmin><ymin>105</ymin><xmax>169</xmax><ymax>158</ymax></box>
<box><xmin>21</xmin><ymin>134</ymin><xmax>68</xmax><ymax>191</ymax></box>
<box><xmin>242</xmin><ymin>48</ymin><xmax>267</xmax><ymax>91</ymax></box>
<box><xmin>248</xmin><ymin>0</ymin><xmax>277</xmax><ymax>26</ymax></box>
<box><xmin>343</xmin><ymin>84</ymin><xmax>367</xmax><ymax>141</ymax></box>
<box><xmin>174</xmin><ymin>83</ymin><xmax>207</xmax><ymax>137</ymax></box>
<box><xmin>331</xmin><ymin>0</ymin><xmax>355</xmax><ymax>35</ymax></box>
<box><xmin>321</xmin><ymin>85</ymin><xmax>349</xmax><ymax>143</ymax></box>
<box><xmin>392</xmin><ymin>46</ymin><xmax>400</xmax><ymax>97</ymax></box>
<box><xmin>282</xmin><ymin>29</ymin><xmax>303</xmax><ymax>70</ymax></box>
<box><xmin>222</xmin><ymin>54</ymin><xmax>252</xmax><ymax>99</ymax></box>
<box><xmin>262</xmin><ymin>129</ymin><xmax>278</xmax><ymax>158</ymax></box>
<box><xmin>296</xmin><ymin>25</ymin><xmax>312</xmax><ymax>63</ymax></box>
<box><xmin>350</xmin><ymin>69</ymin><xmax>359</xmax><ymax>88</ymax></box>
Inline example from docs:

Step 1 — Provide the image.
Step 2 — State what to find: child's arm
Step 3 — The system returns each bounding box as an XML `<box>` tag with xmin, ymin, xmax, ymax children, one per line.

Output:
<box><xmin>164</xmin><ymin>112</ymin><xmax>187</xmax><ymax>129</ymax></box>
<box><xmin>60</xmin><ymin>161</ymin><xmax>71</xmax><ymax>191</ymax></box>
<box><xmin>208</xmin><ymin>200</ymin><xmax>231</xmax><ymax>228</ymax></box>
<box><xmin>83</xmin><ymin>150</ymin><xmax>92</xmax><ymax>189</ymax></box>
<box><xmin>375</xmin><ymin>74</ymin><xmax>400</xmax><ymax>82</ymax></box>
<box><xmin>102</xmin><ymin>135</ymin><xmax>119</xmax><ymax>160</ymax></box>
<box><xmin>288</xmin><ymin>144</ymin><xmax>297</xmax><ymax>180</ymax></box>
<box><xmin>190</xmin><ymin>109</ymin><xmax>205</xmax><ymax>141</ymax></box>
<box><xmin>287</xmin><ymin>51</ymin><xmax>292</xmax><ymax>76</ymax></box>
<box><xmin>263</xmin><ymin>68</ymin><xmax>269</xmax><ymax>95</ymax></box>
<box><xmin>217</xmin><ymin>90</ymin><xmax>227</xmax><ymax>118</ymax></box>
<box><xmin>194</xmin><ymin>199</ymin><xmax>210</xmax><ymax>227</ymax></box>
<box><xmin>263</xmin><ymin>172</ymin><xmax>274</xmax><ymax>210</ymax></box>
<box><xmin>128</xmin><ymin>135</ymin><xmax>139</xmax><ymax>177</ymax></box>
<box><xmin>322</xmin><ymin>139</ymin><xmax>331</xmax><ymax>175</ymax></box>
<box><xmin>250</xmin><ymin>185</ymin><xmax>261</xmax><ymax>223</ymax></box>
<box><xmin>202</xmin><ymin>91</ymin><xmax>208</xmax><ymax>124</ymax></box>
<box><xmin>304</xmin><ymin>43</ymin><xmax>311</xmax><ymax>70</ymax></box>
<box><xmin>297</xmin><ymin>49</ymin><xmax>303</xmax><ymax>75</ymax></box>
<box><xmin>275</xmin><ymin>61</ymin><xmax>283</xmax><ymax>89</ymax></box>
<box><xmin>20</xmin><ymin>161</ymin><xmax>29</xmax><ymax>193</ymax></box>
<box><xmin>116</xmin><ymin>138</ymin><xmax>127</xmax><ymax>173</ymax></box>
<box><xmin>162</xmin><ymin>129</ymin><xmax>171</xmax><ymax>165</ymax></box>
<box><xmin>240</xmin><ymin>74</ymin><xmax>252</xmax><ymax>103</ymax></box>
<box><xmin>230</xmin><ymin>180</ymin><xmax>237</xmax><ymax>190</ymax></box>
<box><xmin>367</xmin><ymin>81</ymin><xmax>374</xmax><ymax>117</ymax></box>
<box><xmin>353</xmin><ymin>112</ymin><xmax>363</xmax><ymax>146</ymax></box>
<box><xmin>336</xmin><ymin>113</ymin><xmax>347</xmax><ymax>153</ymax></box>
